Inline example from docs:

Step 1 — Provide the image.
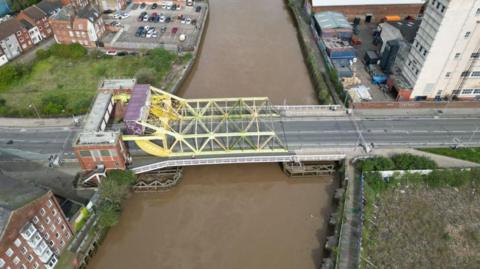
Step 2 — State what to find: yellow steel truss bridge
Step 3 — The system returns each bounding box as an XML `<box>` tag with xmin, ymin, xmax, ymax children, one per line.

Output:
<box><xmin>117</xmin><ymin>86</ymin><xmax>288</xmax><ymax>157</ymax></box>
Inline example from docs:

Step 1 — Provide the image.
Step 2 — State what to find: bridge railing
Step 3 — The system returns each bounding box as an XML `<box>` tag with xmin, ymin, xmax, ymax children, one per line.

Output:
<box><xmin>274</xmin><ymin>105</ymin><xmax>343</xmax><ymax>111</ymax></box>
<box><xmin>131</xmin><ymin>154</ymin><xmax>346</xmax><ymax>174</ymax></box>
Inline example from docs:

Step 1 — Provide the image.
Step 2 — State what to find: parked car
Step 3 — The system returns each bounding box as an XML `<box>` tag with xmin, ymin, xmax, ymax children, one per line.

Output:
<box><xmin>137</xmin><ymin>11</ymin><xmax>147</xmax><ymax>21</ymax></box>
<box><xmin>129</xmin><ymin>52</ymin><xmax>139</xmax><ymax>56</ymax></box>
<box><xmin>195</xmin><ymin>6</ymin><xmax>201</xmax><ymax>12</ymax></box>
<box><xmin>171</xmin><ymin>27</ymin><xmax>178</xmax><ymax>34</ymax></box>
<box><xmin>140</xmin><ymin>2</ymin><xmax>146</xmax><ymax>9</ymax></box>
<box><xmin>143</xmin><ymin>14</ymin><xmax>149</xmax><ymax>21</ymax></box>
<box><xmin>187</xmin><ymin>0</ymin><xmax>193</xmax><ymax>7</ymax></box>
<box><xmin>105</xmin><ymin>50</ymin><xmax>117</xmax><ymax>56</ymax></box>
<box><xmin>171</xmin><ymin>4</ymin><xmax>177</xmax><ymax>10</ymax></box>
<box><xmin>165</xmin><ymin>16</ymin><xmax>171</xmax><ymax>23</ymax></box>
<box><xmin>191</xmin><ymin>19</ymin><xmax>197</xmax><ymax>25</ymax></box>
<box><xmin>151</xmin><ymin>3</ymin><xmax>158</xmax><ymax>9</ymax></box>
<box><xmin>159</xmin><ymin>14</ymin><xmax>166</xmax><ymax>23</ymax></box>
<box><xmin>117</xmin><ymin>51</ymin><xmax>128</xmax><ymax>56</ymax></box>
<box><xmin>103</xmin><ymin>9</ymin><xmax>114</xmax><ymax>14</ymax></box>
<box><xmin>161</xmin><ymin>26</ymin><xmax>167</xmax><ymax>33</ymax></box>
<box><xmin>186</xmin><ymin>18</ymin><xmax>192</xmax><ymax>24</ymax></box>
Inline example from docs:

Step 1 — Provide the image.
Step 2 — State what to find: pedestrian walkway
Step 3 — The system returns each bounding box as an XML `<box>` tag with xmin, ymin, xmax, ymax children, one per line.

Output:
<box><xmin>0</xmin><ymin>117</ymin><xmax>79</xmax><ymax>127</ymax></box>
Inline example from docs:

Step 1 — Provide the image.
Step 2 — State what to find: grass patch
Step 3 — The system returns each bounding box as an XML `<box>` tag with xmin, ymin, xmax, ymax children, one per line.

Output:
<box><xmin>419</xmin><ymin>147</ymin><xmax>480</xmax><ymax>164</ymax></box>
<box><xmin>0</xmin><ymin>44</ymin><xmax>178</xmax><ymax>117</ymax></box>
<box><xmin>55</xmin><ymin>249</ymin><xmax>76</xmax><ymax>269</ymax></box>
<box><xmin>359</xmin><ymin>156</ymin><xmax>480</xmax><ymax>268</ymax></box>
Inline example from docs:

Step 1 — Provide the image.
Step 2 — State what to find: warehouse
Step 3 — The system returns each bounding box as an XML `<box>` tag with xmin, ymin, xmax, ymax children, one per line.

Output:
<box><xmin>306</xmin><ymin>0</ymin><xmax>425</xmax><ymax>23</ymax></box>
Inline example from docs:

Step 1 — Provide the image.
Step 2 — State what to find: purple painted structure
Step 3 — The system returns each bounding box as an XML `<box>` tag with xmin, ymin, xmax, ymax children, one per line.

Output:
<box><xmin>124</xmin><ymin>84</ymin><xmax>150</xmax><ymax>135</ymax></box>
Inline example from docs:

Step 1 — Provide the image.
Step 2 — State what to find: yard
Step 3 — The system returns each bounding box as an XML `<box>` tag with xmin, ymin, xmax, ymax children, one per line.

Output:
<box><xmin>0</xmin><ymin>44</ymin><xmax>188</xmax><ymax>117</ymax></box>
<box><xmin>360</xmin><ymin>156</ymin><xmax>480</xmax><ymax>268</ymax></box>
<box><xmin>419</xmin><ymin>147</ymin><xmax>480</xmax><ymax>164</ymax></box>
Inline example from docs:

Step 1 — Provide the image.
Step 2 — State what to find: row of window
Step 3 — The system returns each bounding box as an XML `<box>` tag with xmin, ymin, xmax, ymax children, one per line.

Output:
<box><xmin>452</xmin><ymin>89</ymin><xmax>480</xmax><ymax>95</ymax></box>
<box><xmin>430</xmin><ymin>0</ymin><xmax>446</xmax><ymax>13</ymax></box>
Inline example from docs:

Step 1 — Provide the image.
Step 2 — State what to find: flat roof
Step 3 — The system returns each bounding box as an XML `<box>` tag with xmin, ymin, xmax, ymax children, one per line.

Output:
<box><xmin>77</xmin><ymin>131</ymin><xmax>119</xmax><ymax>145</ymax></box>
<box><xmin>98</xmin><ymin>79</ymin><xmax>137</xmax><ymax>91</ymax></box>
<box><xmin>83</xmin><ymin>92</ymin><xmax>112</xmax><ymax>132</ymax></box>
<box><xmin>314</xmin><ymin>11</ymin><xmax>352</xmax><ymax>30</ymax></box>
<box><xmin>312</xmin><ymin>0</ymin><xmax>425</xmax><ymax>6</ymax></box>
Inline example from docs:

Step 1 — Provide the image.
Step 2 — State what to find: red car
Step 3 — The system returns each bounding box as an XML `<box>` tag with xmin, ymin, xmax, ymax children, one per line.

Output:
<box><xmin>171</xmin><ymin>27</ymin><xmax>178</xmax><ymax>34</ymax></box>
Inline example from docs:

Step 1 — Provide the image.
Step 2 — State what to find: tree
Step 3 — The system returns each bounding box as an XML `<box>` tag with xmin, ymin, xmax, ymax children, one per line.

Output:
<box><xmin>97</xmin><ymin>202</ymin><xmax>121</xmax><ymax>229</ymax></box>
<box><xmin>135</xmin><ymin>68</ymin><xmax>157</xmax><ymax>84</ymax></box>
<box><xmin>360</xmin><ymin>156</ymin><xmax>395</xmax><ymax>171</ymax></box>
<box><xmin>391</xmin><ymin>153</ymin><xmax>437</xmax><ymax>170</ymax></box>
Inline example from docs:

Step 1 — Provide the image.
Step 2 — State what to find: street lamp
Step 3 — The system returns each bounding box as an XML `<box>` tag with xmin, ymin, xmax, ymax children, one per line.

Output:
<box><xmin>28</xmin><ymin>104</ymin><xmax>41</xmax><ymax>119</ymax></box>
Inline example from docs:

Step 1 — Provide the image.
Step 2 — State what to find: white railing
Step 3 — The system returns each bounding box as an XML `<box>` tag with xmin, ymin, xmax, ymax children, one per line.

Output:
<box><xmin>131</xmin><ymin>154</ymin><xmax>346</xmax><ymax>174</ymax></box>
<box><xmin>274</xmin><ymin>105</ymin><xmax>343</xmax><ymax>111</ymax></box>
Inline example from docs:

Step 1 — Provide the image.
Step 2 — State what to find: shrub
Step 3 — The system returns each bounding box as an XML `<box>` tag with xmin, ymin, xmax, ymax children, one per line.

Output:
<box><xmin>135</xmin><ymin>68</ymin><xmax>157</xmax><ymax>84</ymax></box>
<box><xmin>391</xmin><ymin>153</ymin><xmax>437</xmax><ymax>170</ymax></box>
<box><xmin>41</xmin><ymin>93</ymin><xmax>68</xmax><ymax>115</ymax></box>
<box><xmin>49</xmin><ymin>44</ymin><xmax>87</xmax><ymax>59</ymax></box>
<box><xmin>0</xmin><ymin>65</ymin><xmax>20</xmax><ymax>89</ymax></box>
<box><xmin>97</xmin><ymin>201</ymin><xmax>121</xmax><ymax>229</ymax></box>
<box><xmin>360</xmin><ymin>156</ymin><xmax>395</xmax><ymax>171</ymax></box>
<box><xmin>36</xmin><ymin>48</ymin><xmax>51</xmax><ymax>60</ymax></box>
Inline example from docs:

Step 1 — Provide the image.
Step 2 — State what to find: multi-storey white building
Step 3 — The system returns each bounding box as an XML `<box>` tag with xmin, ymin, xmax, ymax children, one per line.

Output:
<box><xmin>401</xmin><ymin>0</ymin><xmax>480</xmax><ymax>100</ymax></box>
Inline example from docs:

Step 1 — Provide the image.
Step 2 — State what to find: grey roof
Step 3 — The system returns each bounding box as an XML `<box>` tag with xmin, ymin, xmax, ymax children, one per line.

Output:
<box><xmin>77</xmin><ymin>5</ymin><xmax>100</xmax><ymax>22</ymax></box>
<box><xmin>51</xmin><ymin>4</ymin><xmax>74</xmax><ymax>21</ymax></box>
<box><xmin>0</xmin><ymin>18</ymin><xmax>24</xmax><ymax>40</ymax></box>
<box><xmin>19</xmin><ymin>19</ymin><xmax>34</xmax><ymax>30</ymax></box>
<box><xmin>83</xmin><ymin>92</ymin><xmax>112</xmax><ymax>132</ymax></box>
<box><xmin>313</xmin><ymin>11</ymin><xmax>352</xmax><ymax>30</ymax></box>
<box><xmin>22</xmin><ymin>5</ymin><xmax>47</xmax><ymax>21</ymax></box>
<box><xmin>0</xmin><ymin>173</ymin><xmax>47</xmax><ymax>239</ymax></box>
<box><xmin>387</xmin><ymin>20</ymin><xmax>421</xmax><ymax>43</ymax></box>
<box><xmin>98</xmin><ymin>79</ymin><xmax>137</xmax><ymax>91</ymax></box>
<box><xmin>36</xmin><ymin>0</ymin><xmax>63</xmax><ymax>16</ymax></box>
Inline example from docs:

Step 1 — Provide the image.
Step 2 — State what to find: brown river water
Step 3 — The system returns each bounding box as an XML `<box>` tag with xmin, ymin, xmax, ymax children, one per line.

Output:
<box><xmin>88</xmin><ymin>1</ymin><xmax>335</xmax><ymax>269</ymax></box>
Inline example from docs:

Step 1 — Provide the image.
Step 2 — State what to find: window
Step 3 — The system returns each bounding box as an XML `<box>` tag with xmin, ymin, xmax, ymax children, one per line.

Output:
<box><xmin>461</xmin><ymin>71</ymin><xmax>471</xmax><ymax>77</ymax></box>
<box><xmin>432</xmin><ymin>0</ymin><xmax>436</xmax><ymax>5</ymax></box>
<box><xmin>445</xmin><ymin>72</ymin><xmax>451</xmax><ymax>78</ymax></box>
<box><xmin>20</xmin><ymin>265</ymin><xmax>26</xmax><ymax>269</ymax></box>
<box><xmin>465</xmin><ymin>32</ymin><xmax>471</xmax><ymax>38</ymax></box>
<box><xmin>61</xmin><ymin>224</ymin><xmax>66</xmax><ymax>231</ymax></box>
<box><xmin>55</xmin><ymin>232</ymin><xmax>60</xmax><ymax>239</ymax></box>
<box><xmin>476</xmin><ymin>8</ymin><xmax>480</xmax><ymax>16</ymax></box>
<box><xmin>474</xmin><ymin>89</ymin><xmax>480</xmax><ymax>94</ymax></box>
<box><xmin>50</xmin><ymin>225</ymin><xmax>55</xmax><ymax>232</ymax></box>
<box><xmin>452</xmin><ymin>90</ymin><xmax>461</xmax><ymax>95</ymax></box>
<box><xmin>472</xmin><ymin>71</ymin><xmax>480</xmax><ymax>77</ymax></box>
<box><xmin>47</xmin><ymin>199</ymin><xmax>53</xmax><ymax>208</ymax></box>
<box><xmin>52</xmin><ymin>209</ymin><xmax>57</xmax><ymax>216</ymax></box>
<box><xmin>39</xmin><ymin>225</ymin><xmax>45</xmax><ymax>232</ymax></box>
<box><xmin>0</xmin><ymin>258</ymin><xmax>5</xmax><ymax>268</ymax></box>
<box><xmin>57</xmin><ymin>217</ymin><xmax>62</xmax><ymax>224</ymax></box>
<box><xmin>60</xmin><ymin>240</ymin><xmax>65</xmax><ymax>247</ymax></box>
<box><xmin>79</xmin><ymin>150</ymin><xmax>91</xmax><ymax>157</ymax></box>
<box><xmin>13</xmin><ymin>256</ymin><xmax>20</xmax><ymax>265</ymax></box>
<box><xmin>462</xmin><ymin>89</ymin><xmax>474</xmax><ymax>94</ymax></box>
<box><xmin>472</xmin><ymin>53</ymin><xmax>480</xmax><ymax>58</ymax></box>
<box><xmin>66</xmin><ymin>233</ymin><xmax>71</xmax><ymax>239</ymax></box>
<box><xmin>100</xmin><ymin>150</ymin><xmax>110</xmax><ymax>156</ymax></box>
<box><xmin>27</xmin><ymin>255</ymin><xmax>33</xmax><ymax>262</ymax></box>
<box><xmin>423</xmin><ymin>50</ymin><xmax>428</xmax><ymax>56</ymax></box>
<box><xmin>441</xmin><ymin>5</ymin><xmax>445</xmax><ymax>13</ymax></box>
<box><xmin>33</xmin><ymin>216</ymin><xmax>39</xmax><ymax>224</ymax></box>
<box><xmin>44</xmin><ymin>233</ymin><xmax>49</xmax><ymax>240</ymax></box>
<box><xmin>46</xmin><ymin>217</ymin><xmax>51</xmax><ymax>224</ymax></box>
<box><xmin>33</xmin><ymin>262</ymin><xmax>39</xmax><ymax>269</ymax></box>
<box><xmin>14</xmin><ymin>238</ymin><xmax>21</xmax><ymax>247</ymax></box>
<box><xmin>455</xmin><ymin>53</ymin><xmax>461</xmax><ymax>59</ymax></box>
<box><xmin>49</xmin><ymin>240</ymin><xmax>54</xmax><ymax>247</ymax></box>
<box><xmin>40</xmin><ymin>208</ymin><xmax>46</xmax><ymax>216</ymax></box>
<box><xmin>5</xmin><ymin>248</ymin><xmax>13</xmax><ymax>257</ymax></box>
<box><xmin>20</xmin><ymin>246</ymin><xmax>27</xmax><ymax>255</ymax></box>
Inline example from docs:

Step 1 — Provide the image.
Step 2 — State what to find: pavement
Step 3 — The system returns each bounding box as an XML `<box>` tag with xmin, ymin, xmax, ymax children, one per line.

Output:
<box><xmin>0</xmin><ymin>117</ymin><xmax>78</xmax><ymax>127</ymax></box>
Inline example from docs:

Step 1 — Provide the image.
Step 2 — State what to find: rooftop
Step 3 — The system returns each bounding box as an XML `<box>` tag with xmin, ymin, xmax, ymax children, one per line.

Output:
<box><xmin>314</xmin><ymin>11</ymin><xmax>352</xmax><ymax>30</ymax></box>
<box><xmin>98</xmin><ymin>79</ymin><xmax>137</xmax><ymax>91</ymax></box>
<box><xmin>22</xmin><ymin>5</ymin><xmax>47</xmax><ymax>21</ymax></box>
<box><xmin>0</xmin><ymin>18</ymin><xmax>24</xmax><ymax>40</ymax></box>
<box><xmin>51</xmin><ymin>4</ymin><xmax>74</xmax><ymax>21</ymax></box>
<box><xmin>36</xmin><ymin>0</ymin><xmax>63</xmax><ymax>16</ymax></box>
<box><xmin>77</xmin><ymin>131</ymin><xmax>120</xmax><ymax>145</ymax></box>
<box><xmin>77</xmin><ymin>5</ymin><xmax>100</xmax><ymax>22</ymax></box>
<box><xmin>19</xmin><ymin>19</ymin><xmax>34</xmax><ymax>30</ymax></box>
<box><xmin>0</xmin><ymin>173</ymin><xmax>47</xmax><ymax>238</ymax></box>
<box><xmin>387</xmin><ymin>20</ymin><xmax>421</xmax><ymax>43</ymax></box>
<box><xmin>83</xmin><ymin>92</ymin><xmax>112</xmax><ymax>132</ymax></box>
<box><xmin>312</xmin><ymin>0</ymin><xmax>425</xmax><ymax>6</ymax></box>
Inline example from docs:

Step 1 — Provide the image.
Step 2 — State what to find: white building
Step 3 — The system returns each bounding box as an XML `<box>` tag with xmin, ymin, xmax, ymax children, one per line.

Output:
<box><xmin>400</xmin><ymin>0</ymin><xmax>480</xmax><ymax>100</ymax></box>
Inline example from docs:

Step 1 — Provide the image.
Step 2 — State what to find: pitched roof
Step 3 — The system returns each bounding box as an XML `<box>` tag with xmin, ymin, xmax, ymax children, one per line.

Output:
<box><xmin>0</xmin><ymin>173</ymin><xmax>47</xmax><ymax>239</ymax></box>
<box><xmin>36</xmin><ymin>0</ymin><xmax>63</xmax><ymax>16</ymax></box>
<box><xmin>77</xmin><ymin>5</ymin><xmax>100</xmax><ymax>22</ymax></box>
<box><xmin>23</xmin><ymin>5</ymin><xmax>47</xmax><ymax>21</ymax></box>
<box><xmin>19</xmin><ymin>19</ymin><xmax>34</xmax><ymax>30</ymax></box>
<box><xmin>0</xmin><ymin>18</ymin><xmax>24</xmax><ymax>40</ymax></box>
<box><xmin>51</xmin><ymin>4</ymin><xmax>74</xmax><ymax>21</ymax></box>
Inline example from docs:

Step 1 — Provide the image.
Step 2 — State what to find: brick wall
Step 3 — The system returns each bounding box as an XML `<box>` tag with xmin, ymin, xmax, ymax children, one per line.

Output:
<box><xmin>0</xmin><ymin>192</ymin><xmax>74</xmax><ymax>269</ymax></box>
<box><xmin>74</xmin><ymin>139</ymin><xmax>128</xmax><ymax>170</ymax></box>
<box><xmin>312</xmin><ymin>4</ymin><xmax>423</xmax><ymax>22</ymax></box>
<box><xmin>17</xmin><ymin>13</ymin><xmax>53</xmax><ymax>39</ymax></box>
<box><xmin>352</xmin><ymin>101</ymin><xmax>480</xmax><ymax>109</ymax></box>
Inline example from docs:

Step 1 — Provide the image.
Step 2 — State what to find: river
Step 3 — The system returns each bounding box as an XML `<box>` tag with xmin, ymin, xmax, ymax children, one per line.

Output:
<box><xmin>88</xmin><ymin>1</ymin><xmax>335</xmax><ymax>269</ymax></box>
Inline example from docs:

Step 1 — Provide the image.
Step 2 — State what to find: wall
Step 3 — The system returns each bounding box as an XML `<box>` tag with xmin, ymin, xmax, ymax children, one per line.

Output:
<box><xmin>352</xmin><ymin>101</ymin><xmax>480</xmax><ymax>109</ymax></box>
<box><xmin>74</xmin><ymin>139</ymin><xmax>128</xmax><ymax>170</ymax></box>
<box><xmin>311</xmin><ymin>4</ymin><xmax>423</xmax><ymax>22</ymax></box>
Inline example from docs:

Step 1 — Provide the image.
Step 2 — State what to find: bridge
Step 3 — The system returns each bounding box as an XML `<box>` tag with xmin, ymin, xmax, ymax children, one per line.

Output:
<box><xmin>2</xmin><ymin>80</ymin><xmax>480</xmax><ymax>184</ymax></box>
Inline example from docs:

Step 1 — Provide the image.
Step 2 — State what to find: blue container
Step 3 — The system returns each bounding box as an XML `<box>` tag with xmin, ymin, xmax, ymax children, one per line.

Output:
<box><xmin>0</xmin><ymin>0</ymin><xmax>10</xmax><ymax>16</ymax></box>
<box><xmin>372</xmin><ymin>74</ymin><xmax>387</xmax><ymax>84</ymax></box>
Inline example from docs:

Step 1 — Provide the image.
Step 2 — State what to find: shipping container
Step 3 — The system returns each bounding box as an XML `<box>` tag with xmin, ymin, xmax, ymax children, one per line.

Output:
<box><xmin>364</xmin><ymin>50</ymin><xmax>380</xmax><ymax>65</ymax></box>
<box><xmin>124</xmin><ymin>84</ymin><xmax>151</xmax><ymax>135</ymax></box>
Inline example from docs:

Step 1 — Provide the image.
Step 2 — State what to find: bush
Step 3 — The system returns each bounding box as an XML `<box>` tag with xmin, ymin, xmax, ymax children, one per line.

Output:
<box><xmin>135</xmin><ymin>68</ymin><xmax>157</xmax><ymax>84</ymax></box>
<box><xmin>0</xmin><ymin>65</ymin><xmax>20</xmax><ymax>89</ymax></box>
<box><xmin>391</xmin><ymin>153</ymin><xmax>437</xmax><ymax>170</ymax></box>
<box><xmin>36</xmin><ymin>48</ymin><xmax>51</xmax><ymax>60</ymax></box>
<box><xmin>49</xmin><ymin>44</ymin><xmax>87</xmax><ymax>59</ymax></box>
<box><xmin>97</xmin><ymin>201</ymin><xmax>121</xmax><ymax>229</ymax></box>
<box><xmin>360</xmin><ymin>156</ymin><xmax>395</xmax><ymax>171</ymax></box>
<box><xmin>41</xmin><ymin>93</ymin><xmax>68</xmax><ymax>115</ymax></box>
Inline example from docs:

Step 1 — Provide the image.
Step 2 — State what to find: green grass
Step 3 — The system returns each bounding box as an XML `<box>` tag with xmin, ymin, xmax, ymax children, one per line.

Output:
<box><xmin>0</xmin><ymin>47</ymin><xmax>179</xmax><ymax>117</ymax></box>
<box><xmin>55</xmin><ymin>249</ymin><xmax>76</xmax><ymax>269</ymax></box>
<box><xmin>419</xmin><ymin>147</ymin><xmax>480</xmax><ymax>164</ymax></box>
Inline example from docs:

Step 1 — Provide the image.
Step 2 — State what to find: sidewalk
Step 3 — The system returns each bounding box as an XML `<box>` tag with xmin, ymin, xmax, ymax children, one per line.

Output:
<box><xmin>355</xmin><ymin>108</ymin><xmax>480</xmax><ymax>118</ymax></box>
<box><xmin>0</xmin><ymin>117</ymin><xmax>78</xmax><ymax>127</ymax></box>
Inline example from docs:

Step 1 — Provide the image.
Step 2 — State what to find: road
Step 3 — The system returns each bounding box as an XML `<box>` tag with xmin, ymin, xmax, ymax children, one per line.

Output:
<box><xmin>1</xmin><ymin>112</ymin><xmax>480</xmax><ymax>162</ymax></box>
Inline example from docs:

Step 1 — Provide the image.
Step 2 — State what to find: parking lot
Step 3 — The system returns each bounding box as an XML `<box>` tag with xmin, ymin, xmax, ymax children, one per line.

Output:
<box><xmin>102</xmin><ymin>1</ymin><xmax>208</xmax><ymax>52</ymax></box>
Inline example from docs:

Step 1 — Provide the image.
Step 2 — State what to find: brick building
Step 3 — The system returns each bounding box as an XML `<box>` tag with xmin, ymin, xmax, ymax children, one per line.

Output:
<box><xmin>50</xmin><ymin>4</ymin><xmax>105</xmax><ymax>47</ymax></box>
<box><xmin>36</xmin><ymin>0</ymin><xmax>64</xmax><ymax>17</ymax></box>
<box><xmin>97</xmin><ymin>0</ymin><xmax>127</xmax><ymax>11</ymax></box>
<box><xmin>0</xmin><ymin>175</ymin><xmax>74</xmax><ymax>269</ymax></box>
<box><xmin>0</xmin><ymin>47</ymin><xmax>8</xmax><ymax>66</ymax></box>
<box><xmin>0</xmin><ymin>18</ymin><xmax>33</xmax><ymax>60</ymax></box>
<box><xmin>17</xmin><ymin>5</ymin><xmax>53</xmax><ymax>39</ymax></box>
<box><xmin>307</xmin><ymin>0</ymin><xmax>425</xmax><ymax>23</ymax></box>
<box><xmin>61</xmin><ymin>0</ymin><xmax>90</xmax><ymax>9</ymax></box>
<box><xmin>19</xmin><ymin>20</ymin><xmax>43</xmax><ymax>45</ymax></box>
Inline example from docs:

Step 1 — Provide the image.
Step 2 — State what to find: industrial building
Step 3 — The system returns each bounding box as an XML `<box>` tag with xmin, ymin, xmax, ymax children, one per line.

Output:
<box><xmin>306</xmin><ymin>0</ymin><xmax>426</xmax><ymax>23</ymax></box>
<box><xmin>399</xmin><ymin>0</ymin><xmax>480</xmax><ymax>100</ymax></box>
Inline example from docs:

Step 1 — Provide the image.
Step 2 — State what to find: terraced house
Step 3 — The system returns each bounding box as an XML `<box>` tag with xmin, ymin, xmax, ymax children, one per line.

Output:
<box><xmin>50</xmin><ymin>4</ymin><xmax>105</xmax><ymax>47</ymax></box>
<box><xmin>17</xmin><ymin>5</ymin><xmax>53</xmax><ymax>39</ymax></box>
<box><xmin>0</xmin><ymin>175</ymin><xmax>74</xmax><ymax>269</ymax></box>
<box><xmin>0</xmin><ymin>18</ymin><xmax>33</xmax><ymax>60</ymax></box>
